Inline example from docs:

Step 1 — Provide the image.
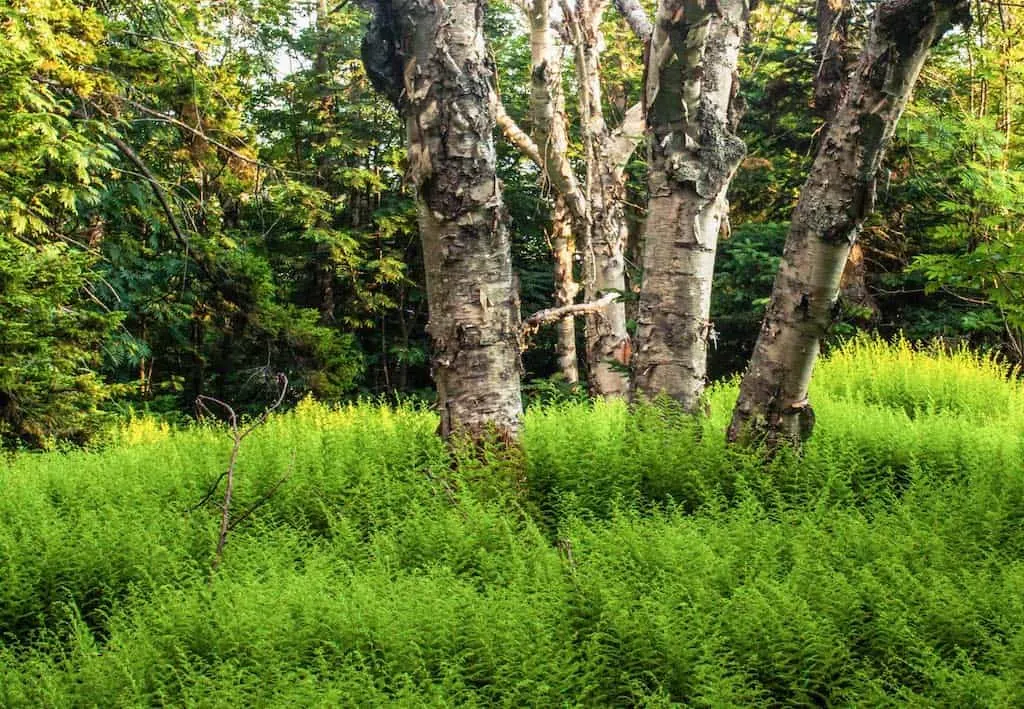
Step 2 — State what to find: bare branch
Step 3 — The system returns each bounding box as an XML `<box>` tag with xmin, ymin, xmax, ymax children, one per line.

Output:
<box><xmin>522</xmin><ymin>291</ymin><xmax>619</xmax><ymax>343</ymax></box>
<box><xmin>189</xmin><ymin>469</ymin><xmax>229</xmax><ymax>513</ymax></box>
<box><xmin>494</xmin><ymin>95</ymin><xmax>543</xmax><ymax>167</ymax></box>
<box><xmin>120</xmin><ymin>98</ymin><xmax>296</xmax><ymax>175</ymax></box>
<box><xmin>194</xmin><ymin>373</ymin><xmax>288</xmax><ymax>572</ymax></box>
<box><xmin>612</xmin><ymin>0</ymin><xmax>653</xmax><ymax>43</ymax></box>
<box><xmin>228</xmin><ymin>470</ymin><xmax>292</xmax><ymax>532</ymax></box>
<box><xmin>104</xmin><ymin>134</ymin><xmax>206</xmax><ymax>270</ymax></box>
<box><xmin>239</xmin><ymin>373</ymin><xmax>289</xmax><ymax>440</ymax></box>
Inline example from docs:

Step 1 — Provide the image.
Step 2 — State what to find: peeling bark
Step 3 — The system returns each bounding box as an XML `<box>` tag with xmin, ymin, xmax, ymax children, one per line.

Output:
<box><xmin>530</xmin><ymin>0</ymin><xmax>587</xmax><ymax>223</ymax></box>
<box><xmin>565</xmin><ymin>0</ymin><xmax>643</xmax><ymax>398</ymax></box>
<box><xmin>523</xmin><ymin>291</ymin><xmax>617</xmax><ymax>339</ymax></box>
<box><xmin>840</xmin><ymin>242</ymin><xmax>879</xmax><ymax>319</ymax></box>
<box><xmin>813</xmin><ymin>0</ymin><xmax>877</xmax><ymax>316</ymax></box>
<box><xmin>632</xmin><ymin>0</ymin><xmax>749</xmax><ymax>411</ymax></box>
<box><xmin>500</xmin><ymin>0</ymin><xmax>643</xmax><ymax>397</ymax></box>
<box><xmin>362</xmin><ymin>0</ymin><xmax>523</xmax><ymax>439</ymax></box>
<box><xmin>728</xmin><ymin>0</ymin><xmax>971</xmax><ymax>446</ymax></box>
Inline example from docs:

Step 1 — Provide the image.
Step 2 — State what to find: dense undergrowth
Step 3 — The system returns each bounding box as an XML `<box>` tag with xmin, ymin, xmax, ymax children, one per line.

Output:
<box><xmin>2</xmin><ymin>339</ymin><xmax>1023</xmax><ymax>706</ymax></box>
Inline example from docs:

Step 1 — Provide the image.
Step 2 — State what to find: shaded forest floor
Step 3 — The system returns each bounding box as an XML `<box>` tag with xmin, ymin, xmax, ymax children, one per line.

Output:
<box><xmin>2</xmin><ymin>339</ymin><xmax>1024</xmax><ymax>706</ymax></box>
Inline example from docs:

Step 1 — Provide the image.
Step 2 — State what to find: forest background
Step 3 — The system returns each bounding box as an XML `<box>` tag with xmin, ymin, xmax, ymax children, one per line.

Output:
<box><xmin>3</xmin><ymin>0</ymin><xmax>1021</xmax><ymax>448</ymax></box>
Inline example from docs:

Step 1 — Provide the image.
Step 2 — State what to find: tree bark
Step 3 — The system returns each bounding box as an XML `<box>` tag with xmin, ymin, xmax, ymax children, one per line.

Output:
<box><xmin>632</xmin><ymin>0</ymin><xmax>749</xmax><ymax>411</ymax></box>
<box><xmin>502</xmin><ymin>0</ymin><xmax>643</xmax><ymax>396</ymax></box>
<box><xmin>492</xmin><ymin>98</ymin><xmax>580</xmax><ymax>383</ymax></box>
<box><xmin>566</xmin><ymin>0</ymin><xmax>643</xmax><ymax>398</ymax></box>
<box><xmin>551</xmin><ymin>196</ymin><xmax>580</xmax><ymax>382</ymax></box>
<box><xmin>728</xmin><ymin>0</ymin><xmax>971</xmax><ymax>446</ymax></box>
<box><xmin>529</xmin><ymin>0</ymin><xmax>587</xmax><ymax>223</ymax></box>
<box><xmin>363</xmin><ymin>0</ymin><xmax>524</xmax><ymax>439</ymax></box>
<box><xmin>814</xmin><ymin>0</ymin><xmax>852</xmax><ymax>120</ymax></box>
<box><xmin>527</xmin><ymin>0</ymin><xmax>585</xmax><ymax>384</ymax></box>
<box><xmin>812</xmin><ymin>0</ymin><xmax>878</xmax><ymax>318</ymax></box>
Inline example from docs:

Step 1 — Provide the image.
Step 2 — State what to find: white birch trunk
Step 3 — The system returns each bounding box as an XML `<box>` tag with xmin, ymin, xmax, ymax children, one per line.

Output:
<box><xmin>728</xmin><ymin>0</ymin><xmax>970</xmax><ymax>445</ymax></box>
<box><xmin>569</xmin><ymin>0</ymin><xmax>641</xmax><ymax>398</ymax></box>
<box><xmin>632</xmin><ymin>0</ymin><xmax>749</xmax><ymax>411</ymax></box>
<box><xmin>365</xmin><ymin>0</ymin><xmax>524</xmax><ymax>439</ymax></box>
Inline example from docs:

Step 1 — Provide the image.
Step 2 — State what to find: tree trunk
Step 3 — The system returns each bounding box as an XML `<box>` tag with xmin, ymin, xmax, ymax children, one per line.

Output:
<box><xmin>527</xmin><ymin>0</ymin><xmax>583</xmax><ymax>385</ymax></box>
<box><xmin>812</xmin><ymin>0</ymin><xmax>878</xmax><ymax>319</ymax></box>
<box><xmin>583</xmin><ymin>162</ymin><xmax>632</xmax><ymax>398</ymax></box>
<box><xmin>631</xmin><ymin>0</ymin><xmax>749</xmax><ymax>410</ymax></box>
<box><xmin>529</xmin><ymin>0</ymin><xmax>587</xmax><ymax>222</ymax></box>
<box><xmin>728</xmin><ymin>0</ymin><xmax>971</xmax><ymax>446</ymax></box>
<box><xmin>568</xmin><ymin>0</ymin><xmax>642</xmax><ymax>398</ymax></box>
<box><xmin>551</xmin><ymin>196</ymin><xmax>580</xmax><ymax>383</ymax></box>
<box><xmin>502</xmin><ymin>0</ymin><xmax>643</xmax><ymax>397</ymax></box>
<box><xmin>363</xmin><ymin>0</ymin><xmax>524</xmax><ymax>439</ymax></box>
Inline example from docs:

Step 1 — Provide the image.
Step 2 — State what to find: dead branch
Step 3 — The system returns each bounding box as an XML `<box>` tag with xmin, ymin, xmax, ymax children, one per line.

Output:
<box><xmin>521</xmin><ymin>291</ymin><xmax>619</xmax><ymax>346</ymax></box>
<box><xmin>189</xmin><ymin>469</ymin><xmax>229</xmax><ymax>513</ymax></box>
<box><xmin>228</xmin><ymin>470</ymin><xmax>292</xmax><ymax>532</ymax></box>
<box><xmin>194</xmin><ymin>373</ymin><xmax>288</xmax><ymax>572</ymax></box>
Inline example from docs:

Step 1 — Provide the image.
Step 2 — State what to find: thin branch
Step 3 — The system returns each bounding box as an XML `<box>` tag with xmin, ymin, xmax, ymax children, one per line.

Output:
<box><xmin>611</xmin><ymin>0</ymin><xmax>653</xmax><ymax>43</ymax></box>
<box><xmin>194</xmin><ymin>373</ymin><xmax>288</xmax><ymax>572</ymax></box>
<box><xmin>120</xmin><ymin>98</ymin><xmax>306</xmax><ymax>176</ymax></box>
<box><xmin>104</xmin><ymin>133</ymin><xmax>217</xmax><ymax>280</ymax></box>
<box><xmin>228</xmin><ymin>471</ymin><xmax>292</xmax><ymax>532</ymax></box>
<box><xmin>494</xmin><ymin>95</ymin><xmax>543</xmax><ymax>167</ymax></box>
<box><xmin>522</xmin><ymin>291</ymin><xmax>618</xmax><ymax>344</ymax></box>
<box><xmin>239</xmin><ymin>373</ymin><xmax>289</xmax><ymax>440</ymax></box>
<box><xmin>189</xmin><ymin>469</ymin><xmax>229</xmax><ymax>512</ymax></box>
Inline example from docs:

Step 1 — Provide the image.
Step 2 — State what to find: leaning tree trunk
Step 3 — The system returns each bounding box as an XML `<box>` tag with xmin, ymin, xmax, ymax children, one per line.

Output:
<box><xmin>631</xmin><ymin>0</ymin><xmax>749</xmax><ymax>410</ymax></box>
<box><xmin>728</xmin><ymin>0</ymin><xmax>970</xmax><ymax>446</ymax></box>
<box><xmin>362</xmin><ymin>0</ymin><xmax>523</xmax><ymax>439</ymax></box>
<box><xmin>812</xmin><ymin>0</ymin><xmax>879</xmax><ymax>320</ymax></box>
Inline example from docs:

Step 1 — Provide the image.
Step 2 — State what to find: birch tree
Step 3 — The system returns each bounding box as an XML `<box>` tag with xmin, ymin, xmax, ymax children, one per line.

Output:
<box><xmin>498</xmin><ymin>0</ymin><xmax>644</xmax><ymax>396</ymax></box>
<box><xmin>728</xmin><ymin>0</ymin><xmax>972</xmax><ymax>446</ymax></box>
<box><xmin>497</xmin><ymin>0</ymin><xmax>586</xmax><ymax>384</ymax></box>
<box><xmin>362</xmin><ymin>0</ymin><xmax>524</xmax><ymax>438</ymax></box>
<box><xmin>631</xmin><ymin>0</ymin><xmax>750</xmax><ymax>411</ymax></box>
<box><xmin>563</xmin><ymin>0</ymin><xmax>645</xmax><ymax>398</ymax></box>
